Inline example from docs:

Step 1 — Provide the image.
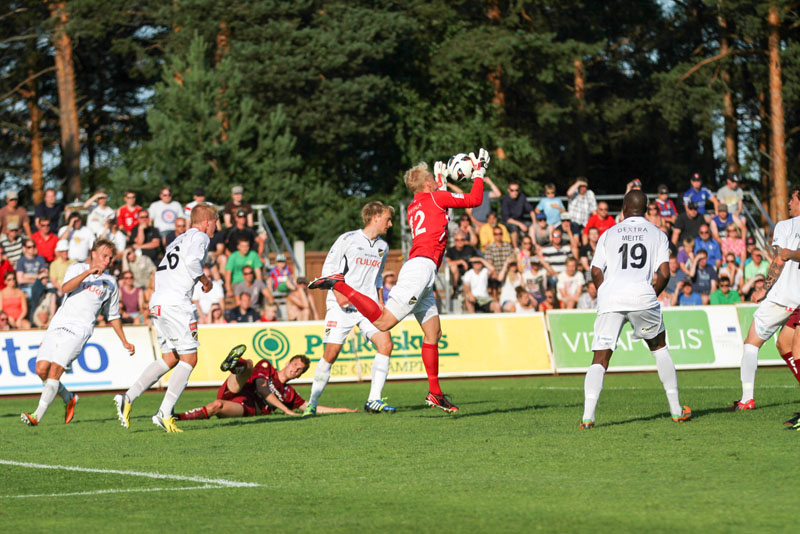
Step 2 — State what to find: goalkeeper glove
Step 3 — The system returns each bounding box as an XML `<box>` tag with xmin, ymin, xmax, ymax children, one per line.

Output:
<box><xmin>468</xmin><ymin>151</ymin><xmax>486</xmax><ymax>180</ymax></box>
<box><xmin>433</xmin><ymin>161</ymin><xmax>448</xmax><ymax>191</ymax></box>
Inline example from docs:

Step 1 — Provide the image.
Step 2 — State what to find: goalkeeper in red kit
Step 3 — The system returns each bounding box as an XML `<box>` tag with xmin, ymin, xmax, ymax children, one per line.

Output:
<box><xmin>308</xmin><ymin>149</ymin><xmax>490</xmax><ymax>412</ymax></box>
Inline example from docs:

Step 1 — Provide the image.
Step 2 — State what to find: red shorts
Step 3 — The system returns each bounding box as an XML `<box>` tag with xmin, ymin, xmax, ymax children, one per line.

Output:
<box><xmin>787</xmin><ymin>306</ymin><xmax>800</xmax><ymax>329</ymax></box>
<box><xmin>216</xmin><ymin>381</ymin><xmax>258</xmax><ymax>417</ymax></box>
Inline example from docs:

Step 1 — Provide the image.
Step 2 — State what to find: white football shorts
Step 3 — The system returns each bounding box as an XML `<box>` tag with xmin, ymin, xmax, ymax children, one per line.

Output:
<box><xmin>36</xmin><ymin>326</ymin><xmax>92</xmax><ymax>368</ymax></box>
<box><xmin>752</xmin><ymin>300</ymin><xmax>793</xmax><ymax>341</ymax></box>
<box><xmin>384</xmin><ymin>256</ymin><xmax>439</xmax><ymax>325</ymax></box>
<box><xmin>323</xmin><ymin>304</ymin><xmax>379</xmax><ymax>345</ymax></box>
<box><xmin>591</xmin><ymin>305</ymin><xmax>665</xmax><ymax>351</ymax></box>
<box><xmin>150</xmin><ymin>304</ymin><xmax>199</xmax><ymax>354</ymax></box>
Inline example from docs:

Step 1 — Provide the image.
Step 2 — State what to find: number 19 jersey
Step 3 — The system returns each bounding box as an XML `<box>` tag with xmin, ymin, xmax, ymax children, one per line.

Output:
<box><xmin>591</xmin><ymin>216</ymin><xmax>669</xmax><ymax>313</ymax></box>
<box><xmin>150</xmin><ymin>227</ymin><xmax>209</xmax><ymax>307</ymax></box>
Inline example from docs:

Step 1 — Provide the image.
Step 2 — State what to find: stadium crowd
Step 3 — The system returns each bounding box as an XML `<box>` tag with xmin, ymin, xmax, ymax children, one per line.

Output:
<box><xmin>0</xmin><ymin>185</ymin><xmax>313</xmax><ymax>330</ymax></box>
<box><xmin>444</xmin><ymin>172</ymin><xmax>766</xmax><ymax>313</ymax></box>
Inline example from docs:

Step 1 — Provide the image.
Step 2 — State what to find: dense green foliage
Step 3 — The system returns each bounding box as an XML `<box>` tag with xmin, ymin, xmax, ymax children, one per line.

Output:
<box><xmin>3</xmin><ymin>369</ymin><xmax>799</xmax><ymax>532</ymax></box>
<box><xmin>2</xmin><ymin>1</ymin><xmax>800</xmax><ymax>247</ymax></box>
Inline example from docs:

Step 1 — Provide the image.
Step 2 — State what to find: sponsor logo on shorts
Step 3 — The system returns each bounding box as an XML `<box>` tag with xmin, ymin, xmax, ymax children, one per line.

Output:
<box><xmin>190</xmin><ymin>322</ymin><xmax>198</xmax><ymax>340</ymax></box>
<box><xmin>150</xmin><ymin>305</ymin><xmax>161</xmax><ymax>317</ymax></box>
<box><xmin>641</xmin><ymin>324</ymin><xmax>657</xmax><ymax>333</ymax></box>
<box><xmin>598</xmin><ymin>336</ymin><xmax>615</xmax><ymax>343</ymax></box>
<box><xmin>56</xmin><ymin>326</ymin><xmax>77</xmax><ymax>336</ymax></box>
<box><xmin>408</xmin><ymin>296</ymin><xmax>417</xmax><ymax>306</ymax></box>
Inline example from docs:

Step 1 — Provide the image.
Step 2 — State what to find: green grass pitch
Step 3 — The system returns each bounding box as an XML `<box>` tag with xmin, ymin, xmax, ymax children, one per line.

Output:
<box><xmin>2</xmin><ymin>368</ymin><xmax>799</xmax><ymax>533</ymax></box>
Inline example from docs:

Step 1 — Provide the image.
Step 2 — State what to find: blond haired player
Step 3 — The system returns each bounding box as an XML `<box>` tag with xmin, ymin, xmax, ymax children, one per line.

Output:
<box><xmin>308</xmin><ymin>150</ymin><xmax>489</xmax><ymax>412</ymax></box>
<box><xmin>114</xmin><ymin>203</ymin><xmax>217</xmax><ymax>432</ymax></box>
<box><xmin>304</xmin><ymin>201</ymin><xmax>394</xmax><ymax>417</ymax></box>
<box><xmin>21</xmin><ymin>239</ymin><xmax>135</xmax><ymax>426</ymax></box>
<box><xmin>581</xmin><ymin>190</ymin><xmax>691</xmax><ymax>428</ymax></box>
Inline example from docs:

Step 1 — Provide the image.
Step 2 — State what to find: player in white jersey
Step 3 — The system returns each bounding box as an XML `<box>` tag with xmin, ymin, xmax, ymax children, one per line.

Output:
<box><xmin>114</xmin><ymin>203</ymin><xmax>217</xmax><ymax>432</ymax></box>
<box><xmin>21</xmin><ymin>239</ymin><xmax>135</xmax><ymax>426</ymax></box>
<box><xmin>303</xmin><ymin>201</ymin><xmax>395</xmax><ymax>417</ymax></box>
<box><xmin>580</xmin><ymin>190</ymin><xmax>691</xmax><ymax>429</ymax></box>
<box><xmin>729</xmin><ymin>187</ymin><xmax>800</xmax><ymax>412</ymax></box>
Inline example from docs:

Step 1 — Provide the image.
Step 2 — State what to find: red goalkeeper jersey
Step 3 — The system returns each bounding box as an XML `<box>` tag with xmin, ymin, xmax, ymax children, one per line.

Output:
<box><xmin>407</xmin><ymin>178</ymin><xmax>485</xmax><ymax>268</ymax></box>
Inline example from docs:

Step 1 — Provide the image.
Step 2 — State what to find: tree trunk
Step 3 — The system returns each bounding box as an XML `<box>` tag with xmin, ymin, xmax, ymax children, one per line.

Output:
<box><xmin>768</xmin><ymin>3</ymin><xmax>788</xmax><ymax>220</ymax></box>
<box><xmin>759</xmin><ymin>91</ymin><xmax>775</xmax><ymax>222</ymax></box>
<box><xmin>573</xmin><ymin>57</ymin><xmax>587</xmax><ymax>177</ymax></box>
<box><xmin>20</xmin><ymin>52</ymin><xmax>45</xmax><ymax>205</ymax></box>
<box><xmin>48</xmin><ymin>1</ymin><xmax>81</xmax><ymax>201</ymax></box>
<box><xmin>718</xmin><ymin>3</ymin><xmax>739</xmax><ymax>174</ymax></box>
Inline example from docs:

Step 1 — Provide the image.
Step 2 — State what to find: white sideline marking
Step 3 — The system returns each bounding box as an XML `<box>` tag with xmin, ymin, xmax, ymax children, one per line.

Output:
<box><xmin>6</xmin><ymin>486</ymin><xmax>216</xmax><ymax>499</ymax></box>
<box><xmin>0</xmin><ymin>459</ymin><xmax>261</xmax><ymax>498</ymax></box>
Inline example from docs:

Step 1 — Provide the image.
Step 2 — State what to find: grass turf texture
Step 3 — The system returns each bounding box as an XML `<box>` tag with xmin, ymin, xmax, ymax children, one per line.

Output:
<box><xmin>2</xmin><ymin>368</ymin><xmax>798</xmax><ymax>533</ymax></box>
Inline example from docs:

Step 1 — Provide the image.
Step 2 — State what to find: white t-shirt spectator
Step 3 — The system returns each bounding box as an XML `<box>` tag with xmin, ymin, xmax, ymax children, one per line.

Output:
<box><xmin>148</xmin><ymin>199</ymin><xmax>183</xmax><ymax>233</ymax></box>
<box><xmin>58</xmin><ymin>225</ymin><xmax>95</xmax><ymax>262</ymax></box>
<box><xmin>87</xmin><ymin>205</ymin><xmax>116</xmax><ymax>237</ymax></box>
<box><xmin>462</xmin><ymin>268</ymin><xmax>491</xmax><ymax>298</ymax></box>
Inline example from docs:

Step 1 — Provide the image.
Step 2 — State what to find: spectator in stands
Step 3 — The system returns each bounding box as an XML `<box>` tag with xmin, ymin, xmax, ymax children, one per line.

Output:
<box><xmin>118</xmin><ymin>271</ymin><xmax>146</xmax><ymax>325</ymax></box>
<box><xmin>655</xmin><ymin>184</ymin><xmax>678</xmax><ymax>225</ymax></box>
<box><xmin>530</xmin><ymin>212</ymin><xmax>552</xmax><ymax>247</ymax></box>
<box><xmin>484</xmin><ymin>225</ymin><xmax>516</xmax><ymax>279</ymax></box>
<box><xmin>59</xmin><ymin>213</ymin><xmax>94</xmax><ymax>262</ymax></box>
<box><xmin>508</xmin><ymin>286</ymin><xmax>537</xmax><ymax>313</ymax></box>
<box><xmin>227</xmin><ymin>291</ymin><xmax>260</xmax><ymax>323</ymax></box>
<box><xmin>672</xmin><ymin>279</ymin><xmax>702</xmax><ymax>306</ymax></box>
<box><xmin>645</xmin><ymin>202</ymin><xmax>668</xmax><ymax>233</ymax></box>
<box><xmin>710</xmin><ymin>275</ymin><xmax>741</xmax><ymax>305</ymax></box>
<box><xmin>478</xmin><ymin>212</ymin><xmax>510</xmax><ymax>251</ymax></box>
<box><xmin>577</xmin><ymin>281</ymin><xmax>598</xmax><ymax>309</ymax></box>
<box><xmin>500</xmin><ymin>182</ymin><xmax>535</xmax><ymax>248</ymax></box>
<box><xmin>694</xmin><ymin>223</ymin><xmax>722</xmax><ymax>268</ymax></box>
<box><xmin>34</xmin><ymin>188</ymin><xmax>67</xmax><ymax>231</ymax></box>
<box><xmin>162</xmin><ymin>216</ymin><xmax>188</xmax><ymax>248</ymax></box>
<box><xmin>676</xmin><ymin>236</ymin><xmax>695</xmax><ymax>276</ymax></box>
<box><xmin>286</xmin><ymin>277</ymin><xmax>319</xmax><ymax>321</ymax></box>
<box><xmin>672</xmin><ymin>201</ymin><xmax>704</xmax><ymax>246</ymax></box>
<box><xmin>184</xmin><ymin>187</ymin><xmax>211</xmax><ymax>218</ymax></box>
<box><xmin>0</xmin><ymin>246</ymin><xmax>13</xmax><ymax>290</ymax></box>
<box><xmin>225</xmin><ymin>238</ymin><xmax>263</xmax><ymax>294</ymax></box>
<box><xmin>539</xmin><ymin>288</ymin><xmax>558</xmax><ymax>312</ymax></box>
<box><xmin>522</xmin><ymin>256</ymin><xmax>548</xmax><ymax>305</ymax></box>
<box><xmin>683</xmin><ymin>172</ymin><xmax>716</xmax><ymax>217</ymax></box>
<box><xmin>209</xmin><ymin>303</ymin><xmax>227</xmax><ymax>324</ymax></box>
<box><xmin>578</xmin><ymin>226</ymin><xmax>600</xmax><ymax>276</ymax></box>
<box><xmin>744</xmin><ymin>274</ymin><xmax>766</xmax><ymax>302</ymax></box>
<box><xmin>193</xmin><ymin>264</ymin><xmax>226</xmax><ymax>324</ymax></box>
<box><xmin>625</xmin><ymin>178</ymin><xmax>643</xmax><ymax>193</ymax></box>
<box><xmin>117</xmin><ymin>190</ymin><xmax>141</xmax><ymax>236</ymax></box>
<box><xmin>556</xmin><ymin>257</ymin><xmax>583</xmax><ymax>309</ymax></box>
<box><xmin>535</xmin><ymin>182</ymin><xmax>566</xmax><ymax>227</ymax></box>
<box><xmin>0</xmin><ymin>272</ymin><xmax>30</xmax><ymax>328</ymax></box>
<box><xmin>223</xmin><ymin>185</ymin><xmax>254</xmax><ymax>229</ymax></box>
<box><xmin>744</xmin><ymin>236</ymin><xmax>757</xmax><ymax>265</ymax></box>
<box><xmin>719</xmin><ymin>223</ymin><xmax>746</xmax><ymax>267</ymax></box>
<box><xmin>15</xmin><ymin>238</ymin><xmax>47</xmax><ymax>302</ymax></box>
<box><xmin>566</xmin><ymin>177</ymin><xmax>597</xmax><ymax>232</ymax></box>
<box><xmin>0</xmin><ymin>190</ymin><xmax>32</xmax><ymax>237</ymax></box>
<box><xmin>467</xmin><ymin>175</ymin><xmax>502</xmax><ymax>228</ymax></box>
<box><xmin>1</xmin><ymin>221</ymin><xmax>24</xmax><ymax>265</ymax></box>
<box><xmin>716</xmin><ymin>172</ymin><xmax>744</xmax><ymax>222</ymax></box>
<box><xmin>558</xmin><ymin>212</ymin><xmax>581</xmax><ymax>250</ymax></box>
<box><xmin>688</xmin><ymin>249</ymin><xmax>717</xmax><ymax>304</ymax></box>
<box><xmin>445</xmin><ymin>231</ymin><xmax>479</xmax><ymax>289</ymax></box>
<box><xmin>540</xmin><ymin>228</ymin><xmax>574</xmax><ymax>285</ymax></box>
<box><xmin>84</xmin><ymin>189</ymin><xmax>115</xmax><ymax>237</ymax></box>
<box><xmin>132</xmin><ymin>210</ymin><xmax>162</xmax><ymax>263</ymax></box>
<box><xmin>498</xmin><ymin>256</ymin><xmax>522</xmax><ymax>307</ymax></box>
<box><xmin>148</xmin><ymin>186</ymin><xmax>183</xmax><ymax>238</ymax></box>
<box><xmin>268</xmin><ymin>254</ymin><xmax>295</xmax><ymax>296</ymax></box>
<box><xmin>0</xmin><ymin>311</ymin><xmax>11</xmax><ymax>331</ymax></box>
<box><xmin>261</xmin><ymin>303</ymin><xmax>279</xmax><ymax>322</ymax></box>
<box><xmin>31</xmin><ymin>218</ymin><xmax>57</xmax><ymax>263</ymax></box>
<box><xmin>122</xmin><ymin>247</ymin><xmax>156</xmax><ymax>289</ymax></box>
<box><xmin>31</xmin><ymin>277</ymin><xmax>57</xmax><ymax>329</ymax></box>
<box><xmin>223</xmin><ymin>209</ymin><xmax>257</xmax><ymax>253</ymax></box>
<box><xmin>454</xmin><ymin>214</ymin><xmax>479</xmax><ymax>247</ymax></box>
<box><xmin>516</xmin><ymin>236</ymin><xmax>537</xmax><ymax>274</ymax></box>
<box><xmin>102</xmin><ymin>218</ymin><xmax>128</xmax><ymax>261</ymax></box>
<box><xmin>719</xmin><ymin>252</ymin><xmax>743</xmax><ymax>292</ymax></box>
<box><xmin>48</xmin><ymin>241</ymin><xmax>74</xmax><ymax>295</ymax></box>
<box><xmin>234</xmin><ymin>265</ymin><xmax>274</xmax><ymax>309</ymax></box>
<box><xmin>710</xmin><ymin>204</ymin><xmax>739</xmax><ymax>241</ymax></box>
<box><xmin>744</xmin><ymin>247</ymin><xmax>769</xmax><ymax>284</ymax></box>
<box><xmin>462</xmin><ymin>257</ymin><xmax>500</xmax><ymax>313</ymax></box>
<box><xmin>583</xmin><ymin>201</ymin><xmax>615</xmax><ymax>241</ymax></box>
<box><xmin>382</xmin><ymin>270</ymin><xmax>396</xmax><ymax>302</ymax></box>
<box><xmin>660</xmin><ymin>256</ymin><xmax>687</xmax><ymax>306</ymax></box>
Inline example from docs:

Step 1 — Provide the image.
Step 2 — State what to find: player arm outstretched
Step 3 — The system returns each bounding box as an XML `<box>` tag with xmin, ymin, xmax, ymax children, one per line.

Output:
<box><xmin>254</xmin><ymin>379</ymin><xmax>300</xmax><ymax>416</ymax></box>
<box><xmin>60</xmin><ymin>267</ymin><xmax>100</xmax><ymax>294</ymax></box>
<box><xmin>300</xmin><ymin>402</ymin><xmax>358</xmax><ymax>414</ymax></box>
<box><xmin>108</xmin><ymin>318</ymin><xmax>136</xmax><ymax>355</ymax></box>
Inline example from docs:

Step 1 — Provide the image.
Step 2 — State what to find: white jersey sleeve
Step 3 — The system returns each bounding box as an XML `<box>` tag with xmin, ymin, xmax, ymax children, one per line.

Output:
<box><xmin>149</xmin><ymin>228</ymin><xmax>210</xmax><ymax>307</ymax></box>
<box><xmin>101</xmin><ymin>275</ymin><xmax>122</xmax><ymax>322</ymax></box>
<box><xmin>766</xmin><ymin>216</ymin><xmax>800</xmax><ymax>308</ymax></box>
<box><xmin>324</xmin><ymin>230</ymin><xmax>388</xmax><ymax>308</ymax></box>
<box><xmin>591</xmin><ymin>216</ymin><xmax>668</xmax><ymax>313</ymax></box>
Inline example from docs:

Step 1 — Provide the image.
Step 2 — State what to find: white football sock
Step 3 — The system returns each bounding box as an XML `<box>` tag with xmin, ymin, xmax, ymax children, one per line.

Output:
<box><xmin>368</xmin><ymin>353</ymin><xmax>391</xmax><ymax>401</ymax></box>
<box><xmin>33</xmin><ymin>379</ymin><xmax>60</xmax><ymax>421</ymax></box>
<box><xmin>652</xmin><ymin>347</ymin><xmax>682</xmax><ymax>415</ymax></box>
<box><xmin>740</xmin><ymin>343</ymin><xmax>759</xmax><ymax>402</ymax></box>
<box><xmin>57</xmin><ymin>381</ymin><xmax>73</xmax><ymax>404</ymax></box>
<box><xmin>126</xmin><ymin>358</ymin><xmax>170</xmax><ymax>403</ymax></box>
<box><xmin>309</xmin><ymin>359</ymin><xmax>332</xmax><ymax>407</ymax></box>
<box><xmin>158</xmin><ymin>361</ymin><xmax>194</xmax><ymax>416</ymax></box>
<box><xmin>582</xmin><ymin>364</ymin><xmax>606</xmax><ymax>422</ymax></box>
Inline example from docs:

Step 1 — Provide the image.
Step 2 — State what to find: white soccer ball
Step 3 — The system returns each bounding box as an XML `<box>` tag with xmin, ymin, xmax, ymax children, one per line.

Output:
<box><xmin>447</xmin><ymin>153</ymin><xmax>473</xmax><ymax>182</ymax></box>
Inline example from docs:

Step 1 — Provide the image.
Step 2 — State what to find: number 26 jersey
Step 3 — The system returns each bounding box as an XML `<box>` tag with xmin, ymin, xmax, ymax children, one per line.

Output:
<box><xmin>591</xmin><ymin>216</ymin><xmax>669</xmax><ymax>313</ymax></box>
<box><xmin>150</xmin><ymin>227</ymin><xmax>210</xmax><ymax>307</ymax></box>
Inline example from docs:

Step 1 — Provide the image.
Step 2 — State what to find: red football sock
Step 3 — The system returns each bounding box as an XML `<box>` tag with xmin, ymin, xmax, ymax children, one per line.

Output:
<box><xmin>421</xmin><ymin>342</ymin><xmax>442</xmax><ymax>396</ymax></box>
<box><xmin>334</xmin><ymin>281</ymin><xmax>382</xmax><ymax>323</ymax></box>
<box><xmin>781</xmin><ymin>352</ymin><xmax>800</xmax><ymax>386</ymax></box>
<box><xmin>178</xmin><ymin>406</ymin><xmax>209</xmax><ymax>421</ymax></box>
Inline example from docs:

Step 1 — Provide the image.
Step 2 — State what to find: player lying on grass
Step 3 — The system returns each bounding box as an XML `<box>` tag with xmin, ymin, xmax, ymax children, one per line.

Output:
<box><xmin>21</xmin><ymin>239</ymin><xmax>135</xmax><ymax>426</ymax></box>
<box><xmin>176</xmin><ymin>345</ymin><xmax>357</xmax><ymax>421</ymax></box>
<box><xmin>308</xmin><ymin>150</ymin><xmax>489</xmax><ymax>413</ymax></box>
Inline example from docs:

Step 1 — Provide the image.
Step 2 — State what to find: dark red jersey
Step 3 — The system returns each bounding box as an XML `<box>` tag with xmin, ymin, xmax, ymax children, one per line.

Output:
<box><xmin>247</xmin><ymin>359</ymin><xmax>304</xmax><ymax>414</ymax></box>
<box><xmin>407</xmin><ymin>178</ymin><xmax>484</xmax><ymax>267</ymax></box>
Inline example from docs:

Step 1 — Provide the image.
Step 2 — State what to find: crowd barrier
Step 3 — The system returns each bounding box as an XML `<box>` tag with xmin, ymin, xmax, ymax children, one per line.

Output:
<box><xmin>0</xmin><ymin>305</ymin><xmax>784</xmax><ymax>394</ymax></box>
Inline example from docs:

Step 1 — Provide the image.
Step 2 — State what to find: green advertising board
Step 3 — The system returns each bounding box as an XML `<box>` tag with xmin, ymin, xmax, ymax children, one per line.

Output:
<box><xmin>548</xmin><ymin>309</ymin><xmax>715</xmax><ymax>371</ymax></box>
<box><xmin>735</xmin><ymin>304</ymin><xmax>780</xmax><ymax>361</ymax></box>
